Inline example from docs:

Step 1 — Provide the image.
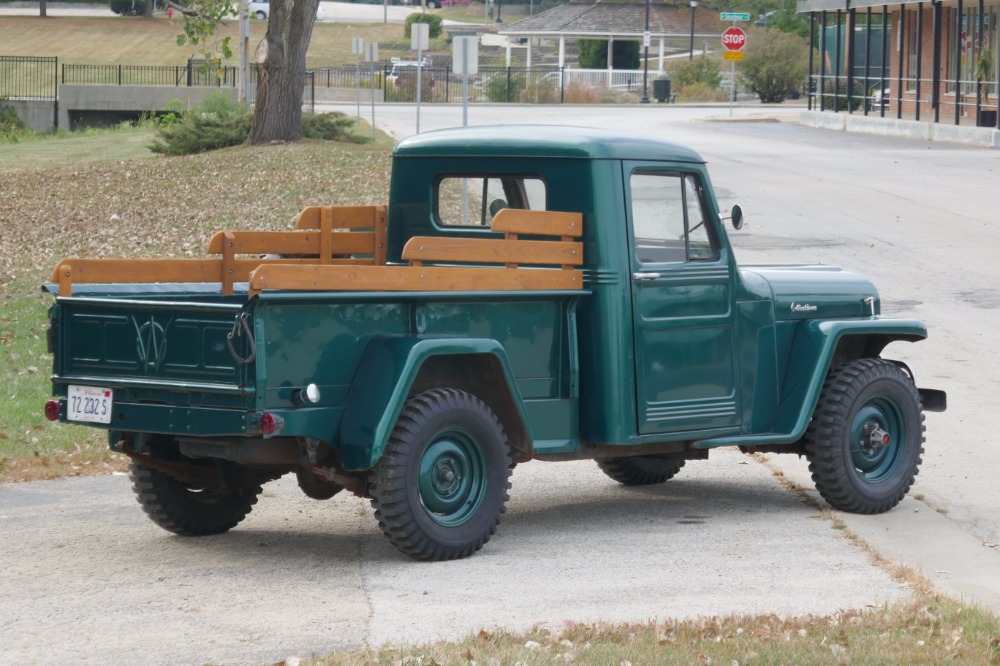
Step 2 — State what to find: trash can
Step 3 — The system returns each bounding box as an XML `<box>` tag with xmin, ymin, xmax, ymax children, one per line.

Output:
<box><xmin>652</xmin><ymin>76</ymin><xmax>671</xmax><ymax>103</ymax></box>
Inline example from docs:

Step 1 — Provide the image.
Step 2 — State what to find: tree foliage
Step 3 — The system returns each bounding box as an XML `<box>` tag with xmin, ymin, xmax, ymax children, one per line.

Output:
<box><xmin>404</xmin><ymin>13</ymin><xmax>443</xmax><ymax>39</ymax></box>
<box><xmin>739</xmin><ymin>26</ymin><xmax>810</xmax><ymax>103</ymax></box>
<box><xmin>110</xmin><ymin>0</ymin><xmax>147</xmax><ymax>16</ymax></box>
<box><xmin>668</xmin><ymin>56</ymin><xmax>722</xmax><ymax>90</ymax></box>
<box><xmin>168</xmin><ymin>0</ymin><xmax>320</xmax><ymax>145</ymax></box>
<box><xmin>577</xmin><ymin>40</ymin><xmax>640</xmax><ymax>70</ymax></box>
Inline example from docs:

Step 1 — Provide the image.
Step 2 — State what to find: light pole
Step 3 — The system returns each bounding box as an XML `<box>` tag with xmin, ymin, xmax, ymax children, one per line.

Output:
<box><xmin>689</xmin><ymin>0</ymin><xmax>698</xmax><ymax>60</ymax></box>
<box><xmin>640</xmin><ymin>0</ymin><xmax>651</xmax><ymax>103</ymax></box>
<box><xmin>495</xmin><ymin>0</ymin><xmax>502</xmax><ymax>23</ymax></box>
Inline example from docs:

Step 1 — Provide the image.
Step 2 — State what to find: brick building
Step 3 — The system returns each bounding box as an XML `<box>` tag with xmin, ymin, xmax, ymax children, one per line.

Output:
<box><xmin>798</xmin><ymin>0</ymin><xmax>999</xmax><ymax>128</ymax></box>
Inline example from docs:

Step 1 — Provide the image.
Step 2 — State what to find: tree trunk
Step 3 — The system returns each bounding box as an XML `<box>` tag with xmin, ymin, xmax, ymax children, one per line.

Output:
<box><xmin>144</xmin><ymin>0</ymin><xmax>154</xmax><ymax>18</ymax></box>
<box><xmin>40</xmin><ymin>0</ymin><xmax>47</xmax><ymax>17</ymax></box>
<box><xmin>247</xmin><ymin>0</ymin><xmax>320</xmax><ymax>145</ymax></box>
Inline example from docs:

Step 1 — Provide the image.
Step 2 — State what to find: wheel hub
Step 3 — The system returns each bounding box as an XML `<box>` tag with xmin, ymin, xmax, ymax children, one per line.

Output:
<box><xmin>417</xmin><ymin>431</ymin><xmax>488</xmax><ymax>527</ymax></box>
<box><xmin>861</xmin><ymin>423</ymin><xmax>891</xmax><ymax>454</ymax></box>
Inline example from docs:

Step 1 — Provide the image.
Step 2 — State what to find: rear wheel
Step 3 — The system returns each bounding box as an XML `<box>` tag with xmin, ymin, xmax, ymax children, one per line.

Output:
<box><xmin>804</xmin><ymin>358</ymin><xmax>924</xmax><ymax>514</ymax></box>
<box><xmin>369</xmin><ymin>388</ymin><xmax>512</xmax><ymax>561</ymax></box>
<box><xmin>597</xmin><ymin>456</ymin><xmax>685</xmax><ymax>486</ymax></box>
<box><xmin>129</xmin><ymin>462</ymin><xmax>262</xmax><ymax>536</ymax></box>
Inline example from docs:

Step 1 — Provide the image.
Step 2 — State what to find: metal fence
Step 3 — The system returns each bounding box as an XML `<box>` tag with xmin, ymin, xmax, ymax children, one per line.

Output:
<box><xmin>0</xmin><ymin>55</ymin><xmax>57</xmax><ymax>100</ymax></box>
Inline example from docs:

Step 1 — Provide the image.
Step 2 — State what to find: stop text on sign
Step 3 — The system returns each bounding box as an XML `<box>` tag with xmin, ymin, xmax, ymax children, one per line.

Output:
<box><xmin>721</xmin><ymin>27</ymin><xmax>748</xmax><ymax>51</ymax></box>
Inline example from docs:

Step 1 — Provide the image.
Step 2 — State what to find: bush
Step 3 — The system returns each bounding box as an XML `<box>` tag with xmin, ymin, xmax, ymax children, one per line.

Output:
<box><xmin>109</xmin><ymin>0</ymin><xmax>145</xmax><ymax>16</ymax></box>
<box><xmin>403</xmin><ymin>13</ymin><xmax>443</xmax><ymax>40</ymax></box>
<box><xmin>819</xmin><ymin>79</ymin><xmax>865</xmax><ymax>111</ymax></box>
<box><xmin>668</xmin><ymin>55</ymin><xmax>722</xmax><ymax>90</ymax></box>
<box><xmin>739</xmin><ymin>26</ymin><xmax>810</xmax><ymax>103</ymax></box>
<box><xmin>578</xmin><ymin>40</ymin><xmax>639</xmax><ymax>70</ymax></box>
<box><xmin>301</xmin><ymin>112</ymin><xmax>370</xmax><ymax>143</ymax></box>
<box><xmin>149</xmin><ymin>93</ymin><xmax>250</xmax><ymax>156</ymax></box>
<box><xmin>0</xmin><ymin>99</ymin><xmax>31</xmax><ymax>142</ymax></box>
<box><xmin>675</xmin><ymin>82</ymin><xmax>728</xmax><ymax>103</ymax></box>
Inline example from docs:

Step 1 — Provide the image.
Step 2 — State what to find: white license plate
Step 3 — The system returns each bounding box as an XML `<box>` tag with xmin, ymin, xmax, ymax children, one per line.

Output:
<box><xmin>67</xmin><ymin>385</ymin><xmax>113</xmax><ymax>424</ymax></box>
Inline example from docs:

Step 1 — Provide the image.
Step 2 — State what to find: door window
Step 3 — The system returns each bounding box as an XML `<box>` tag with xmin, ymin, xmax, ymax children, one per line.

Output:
<box><xmin>629</xmin><ymin>170</ymin><xmax>716</xmax><ymax>264</ymax></box>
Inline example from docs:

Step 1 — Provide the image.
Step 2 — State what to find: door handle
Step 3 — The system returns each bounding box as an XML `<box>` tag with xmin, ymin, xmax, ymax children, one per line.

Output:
<box><xmin>632</xmin><ymin>272</ymin><xmax>662</xmax><ymax>281</ymax></box>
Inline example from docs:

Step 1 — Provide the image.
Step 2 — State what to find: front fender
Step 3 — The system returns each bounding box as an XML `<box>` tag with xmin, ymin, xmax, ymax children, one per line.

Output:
<box><xmin>694</xmin><ymin>318</ymin><xmax>927</xmax><ymax>449</ymax></box>
<box><xmin>337</xmin><ymin>336</ymin><xmax>529</xmax><ymax>470</ymax></box>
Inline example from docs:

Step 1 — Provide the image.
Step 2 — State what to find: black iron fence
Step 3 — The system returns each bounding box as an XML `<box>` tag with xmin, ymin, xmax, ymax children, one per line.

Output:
<box><xmin>0</xmin><ymin>55</ymin><xmax>57</xmax><ymax>100</ymax></box>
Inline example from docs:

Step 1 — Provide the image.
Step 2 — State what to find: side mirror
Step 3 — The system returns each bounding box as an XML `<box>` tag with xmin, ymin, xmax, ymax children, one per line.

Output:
<box><xmin>730</xmin><ymin>205</ymin><xmax>744</xmax><ymax>230</ymax></box>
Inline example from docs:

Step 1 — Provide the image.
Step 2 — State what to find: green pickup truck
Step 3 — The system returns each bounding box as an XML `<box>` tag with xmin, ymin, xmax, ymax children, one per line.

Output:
<box><xmin>44</xmin><ymin>126</ymin><xmax>946</xmax><ymax>561</ymax></box>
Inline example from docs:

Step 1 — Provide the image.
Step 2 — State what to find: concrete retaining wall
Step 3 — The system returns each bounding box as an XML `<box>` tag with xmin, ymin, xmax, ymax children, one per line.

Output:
<box><xmin>7</xmin><ymin>100</ymin><xmax>57</xmax><ymax>132</ymax></box>
<box><xmin>800</xmin><ymin>110</ymin><xmax>1000</xmax><ymax>148</ymax></box>
<box><xmin>58</xmin><ymin>85</ymin><xmax>238</xmax><ymax>130</ymax></box>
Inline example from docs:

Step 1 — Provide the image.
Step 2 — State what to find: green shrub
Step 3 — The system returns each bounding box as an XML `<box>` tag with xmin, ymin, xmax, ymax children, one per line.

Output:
<box><xmin>109</xmin><ymin>0</ymin><xmax>145</xmax><ymax>16</ymax></box>
<box><xmin>578</xmin><ymin>40</ymin><xmax>639</xmax><ymax>69</ymax></box>
<box><xmin>301</xmin><ymin>112</ymin><xmax>369</xmax><ymax>143</ymax></box>
<box><xmin>0</xmin><ymin>99</ymin><xmax>29</xmax><ymax>142</ymax></box>
<box><xmin>668</xmin><ymin>56</ymin><xmax>722</xmax><ymax>90</ymax></box>
<box><xmin>149</xmin><ymin>93</ymin><xmax>250</xmax><ymax>156</ymax></box>
<box><xmin>404</xmin><ymin>13</ymin><xmax>443</xmax><ymax>40</ymax></box>
<box><xmin>819</xmin><ymin>79</ymin><xmax>865</xmax><ymax>111</ymax></box>
<box><xmin>740</xmin><ymin>26</ymin><xmax>810</xmax><ymax>103</ymax></box>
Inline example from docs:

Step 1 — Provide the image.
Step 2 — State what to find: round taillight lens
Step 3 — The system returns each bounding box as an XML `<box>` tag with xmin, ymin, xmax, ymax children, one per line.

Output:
<box><xmin>260</xmin><ymin>412</ymin><xmax>284</xmax><ymax>436</ymax></box>
<box><xmin>44</xmin><ymin>400</ymin><xmax>60</xmax><ymax>422</ymax></box>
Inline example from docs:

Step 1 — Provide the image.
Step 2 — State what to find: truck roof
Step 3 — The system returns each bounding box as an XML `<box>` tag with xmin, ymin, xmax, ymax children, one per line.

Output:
<box><xmin>392</xmin><ymin>125</ymin><xmax>706</xmax><ymax>163</ymax></box>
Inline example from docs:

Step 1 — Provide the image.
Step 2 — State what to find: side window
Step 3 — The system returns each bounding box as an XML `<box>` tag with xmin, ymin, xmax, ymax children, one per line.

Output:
<box><xmin>629</xmin><ymin>169</ymin><xmax>717</xmax><ymax>264</ymax></box>
<box><xmin>436</xmin><ymin>176</ymin><xmax>546</xmax><ymax>227</ymax></box>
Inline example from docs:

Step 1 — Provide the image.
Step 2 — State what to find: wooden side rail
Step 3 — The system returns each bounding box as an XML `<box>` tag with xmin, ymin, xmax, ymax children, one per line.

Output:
<box><xmin>248</xmin><ymin>209</ymin><xmax>585</xmax><ymax>297</ymax></box>
<box><xmin>402</xmin><ymin>237</ymin><xmax>582</xmax><ymax>267</ymax></box>
<box><xmin>248</xmin><ymin>264</ymin><xmax>582</xmax><ymax>297</ymax></box>
<box><xmin>50</xmin><ymin>205</ymin><xmax>388</xmax><ymax>297</ymax></box>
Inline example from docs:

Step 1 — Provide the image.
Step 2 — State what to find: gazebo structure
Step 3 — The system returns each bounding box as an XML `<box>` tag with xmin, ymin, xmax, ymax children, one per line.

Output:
<box><xmin>498</xmin><ymin>1</ymin><xmax>726</xmax><ymax>70</ymax></box>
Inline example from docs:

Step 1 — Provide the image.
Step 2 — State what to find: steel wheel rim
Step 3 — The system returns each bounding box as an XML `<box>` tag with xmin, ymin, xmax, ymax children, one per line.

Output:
<box><xmin>850</xmin><ymin>396</ymin><xmax>905</xmax><ymax>482</ymax></box>
<box><xmin>417</xmin><ymin>428</ymin><xmax>488</xmax><ymax>527</ymax></box>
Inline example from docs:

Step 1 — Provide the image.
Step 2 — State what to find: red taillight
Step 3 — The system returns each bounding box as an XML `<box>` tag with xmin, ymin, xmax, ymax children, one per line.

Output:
<box><xmin>44</xmin><ymin>400</ymin><xmax>60</xmax><ymax>421</ymax></box>
<box><xmin>260</xmin><ymin>412</ymin><xmax>284</xmax><ymax>436</ymax></box>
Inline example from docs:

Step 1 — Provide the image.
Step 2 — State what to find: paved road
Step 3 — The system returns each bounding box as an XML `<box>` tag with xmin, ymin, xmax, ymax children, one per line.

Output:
<box><xmin>3</xmin><ymin>104</ymin><xmax>998</xmax><ymax>665</ymax></box>
<box><xmin>0</xmin><ymin>451</ymin><xmax>908</xmax><ymax>665</ymax></box>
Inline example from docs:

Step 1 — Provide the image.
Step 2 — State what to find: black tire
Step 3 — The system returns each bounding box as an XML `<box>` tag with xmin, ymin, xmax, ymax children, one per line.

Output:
<box><xmin>804</xmin><ymin>358</ymin><xmax>924</xmax><ymax>514</ymax></box>
<box><xmin>369</xmin><ymin>388</ymin><xmax>512</xmax><ymax>561</ymax></box>
<box><xmin>128</xmin><ymin>462</ymin><xmax>262</xmax><ymax>536</ymax></box>
<box><xmin>597</xmin><ymin>456</ymin><xmax>686</xmax><ymax>486</ymax></box>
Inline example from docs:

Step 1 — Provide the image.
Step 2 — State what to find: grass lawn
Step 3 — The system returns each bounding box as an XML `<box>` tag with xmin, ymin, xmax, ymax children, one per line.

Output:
<box><xmin>0</xmin><ymin>16</ymin><xmax>406</xmax><ymax>68</ymax></box>
<box><xmin>0</xmin><ymin>123</ymin><xmax>393</xmax><ymax>482</ymax></box>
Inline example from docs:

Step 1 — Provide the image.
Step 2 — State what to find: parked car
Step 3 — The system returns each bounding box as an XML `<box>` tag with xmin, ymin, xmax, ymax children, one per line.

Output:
<box><xmin>247</xmin><ymin>0</ymin><xmax>326</xmax><ymax>20</ymax></box>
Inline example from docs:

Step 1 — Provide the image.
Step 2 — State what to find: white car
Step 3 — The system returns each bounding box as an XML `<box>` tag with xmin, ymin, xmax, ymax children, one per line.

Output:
<box><xmin>247</xmin><ymin>0</ymin><xmax>326</xmax><ymax>21</ymax></box>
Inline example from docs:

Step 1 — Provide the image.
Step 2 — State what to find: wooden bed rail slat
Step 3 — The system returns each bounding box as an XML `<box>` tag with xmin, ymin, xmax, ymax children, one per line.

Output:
<box><xmin>248</xmin><ymin>264</ymin><xmax>582</xmax><ymax>297</ymax></box>
<box><xmin>402</xmin><ymin>237</ymin><xmax>583</xmax><ymax>266</ymax></box>
<box><xmin>491</xmin><ymin>209</ymin><xmax>583</xmax><ymax>238</ymax></box>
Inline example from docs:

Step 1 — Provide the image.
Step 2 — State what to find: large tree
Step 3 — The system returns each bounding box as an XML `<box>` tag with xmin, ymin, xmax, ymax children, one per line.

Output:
<box><xmin>169</xmin><ymin>0</ymin><xmax>319</xmax><ymax>144</ymax></box>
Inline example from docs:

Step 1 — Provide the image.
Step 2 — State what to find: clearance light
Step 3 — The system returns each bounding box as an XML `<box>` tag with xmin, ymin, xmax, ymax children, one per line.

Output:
<box><xmin>44</xmin><ymin>400</ymin><xmax>60</xmax><ymax>422</ymax></box>
<box><xmin>260</xmin><ymin>412</ymin><xmax>285</xmax><ymax>436</ymax></box>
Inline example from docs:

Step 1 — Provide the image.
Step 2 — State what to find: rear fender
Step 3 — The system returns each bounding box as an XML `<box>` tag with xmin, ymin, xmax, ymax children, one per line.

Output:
<box><xmin>337</xmin><ymin>337</ymin><xmax>530</xmax><ymax>470</ymax></box>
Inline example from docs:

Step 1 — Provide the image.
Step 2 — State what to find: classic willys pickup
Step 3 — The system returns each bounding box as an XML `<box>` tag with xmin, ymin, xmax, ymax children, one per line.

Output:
<box><xmin>45</xmin><ymin>126</ymin><xmax>946</xmax><ymax>561</ymax></box>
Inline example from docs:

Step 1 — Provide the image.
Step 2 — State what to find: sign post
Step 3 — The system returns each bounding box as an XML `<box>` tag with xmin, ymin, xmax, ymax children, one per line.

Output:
<box><xmin>720</xmin><ymin>22</ymin><xmax>747</xmax><ymax>117</ymax></box>
<box><xmin>365</xmin><ymin>42</ymin><xmax>379</xmax><ymax>141</ymax></box>
<box><xmin>411</xmin><ymin>22</ymin><xmax>430</xmax><ymax>134</ymax></box>
<box><xmin>452</xmin><ymin>35</ymin><xmax>478</xmax><ymax>128</ymax></box>
<box><xmin>352</xmin><ymin>37</ymin><xmax>364</xmax><ymax>122</ymax></box>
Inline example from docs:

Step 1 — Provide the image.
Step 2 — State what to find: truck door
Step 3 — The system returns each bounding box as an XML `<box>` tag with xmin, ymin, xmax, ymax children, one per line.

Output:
<box><xmin>625</xmin><ymin>163</ymin><xmax>740</xmax><ymax>436</ymax></box>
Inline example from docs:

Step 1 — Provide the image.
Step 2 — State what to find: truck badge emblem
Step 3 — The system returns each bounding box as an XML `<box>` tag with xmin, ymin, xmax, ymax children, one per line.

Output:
<box><xmin>791</xmin><ymin>303</ymin><xmax>818</xmax><ymax>313</ymax></box>
<box><xmin>134</xmin><ymin>316</ymin><xmax>168</xmax><ymax>372</ymax></box>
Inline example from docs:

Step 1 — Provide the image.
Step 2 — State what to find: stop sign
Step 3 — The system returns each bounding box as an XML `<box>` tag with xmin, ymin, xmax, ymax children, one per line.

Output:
<box><xmin>722</xmin><ymin>27</ymin><xmax>748</xmax><ymax>52</ymax></box>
